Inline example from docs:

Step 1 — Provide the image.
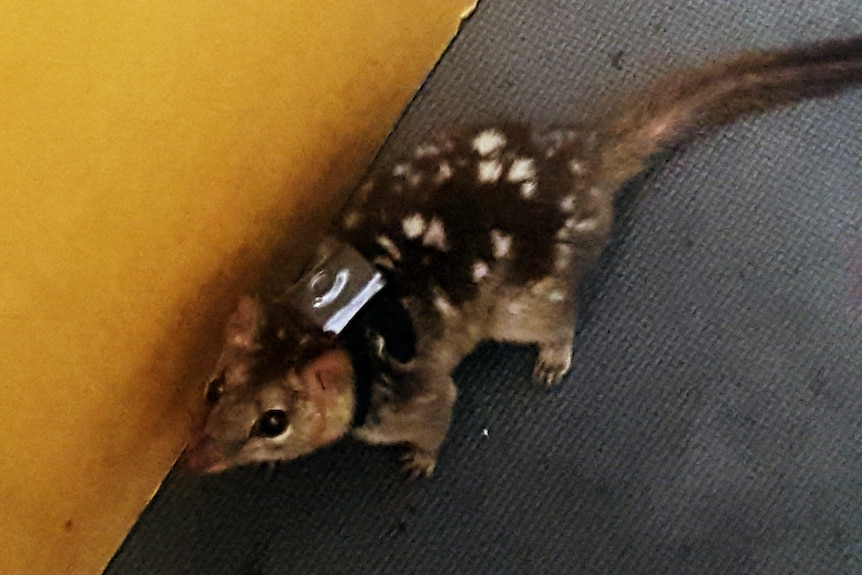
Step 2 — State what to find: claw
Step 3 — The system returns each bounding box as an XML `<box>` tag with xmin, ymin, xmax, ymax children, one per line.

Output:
<box><xmin>532</xmin><ymin>361</ymin><xmax>567</xmax><ymax>386</ymax></box>
<box><xmin>533</xmin><ymin>368</ymin><xmax>557</xmax><ymax>386</ymax></box>
<box><xmin>400</xmin><ymin>448</ymin><xmax>436</xmax><ymax>480</ymax></box>
<box><xmin>534</xmin><ymin>342</ymin><xmax>573</xmax><ymax>386</ymax></box>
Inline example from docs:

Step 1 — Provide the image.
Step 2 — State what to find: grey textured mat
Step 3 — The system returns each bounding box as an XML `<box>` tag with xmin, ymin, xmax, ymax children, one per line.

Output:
<box><xmin>106</xmin><ymin>1</ymin><xmax>862</xmax><ymax>573</ymax></box>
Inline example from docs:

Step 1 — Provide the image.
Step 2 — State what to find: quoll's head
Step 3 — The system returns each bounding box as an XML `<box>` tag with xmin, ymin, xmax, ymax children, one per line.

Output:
<box><xmin>183</xmin><ymin>295</ymin><xmax>356</xmax><ymax>473</ymax></box>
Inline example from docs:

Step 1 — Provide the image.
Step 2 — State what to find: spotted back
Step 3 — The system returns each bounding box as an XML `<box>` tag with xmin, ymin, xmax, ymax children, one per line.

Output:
<box><xmin>336</xmin><ymin>124</ymin><xmax>611</xmax><ymax>309</ymax></box>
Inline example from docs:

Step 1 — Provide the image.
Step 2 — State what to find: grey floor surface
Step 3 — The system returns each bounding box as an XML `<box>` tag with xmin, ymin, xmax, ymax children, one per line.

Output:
<box><xmin>106</xmin><ymin>1</ymin><xmax>862</xmax><ymax>573</ymax></box>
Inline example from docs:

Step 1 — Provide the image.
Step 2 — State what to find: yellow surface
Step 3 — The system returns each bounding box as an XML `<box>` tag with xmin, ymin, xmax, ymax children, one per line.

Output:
<box><xmin>0</xmin><ymin>1</ymin><xmax>476</xmax><ymax>573</ymax></box>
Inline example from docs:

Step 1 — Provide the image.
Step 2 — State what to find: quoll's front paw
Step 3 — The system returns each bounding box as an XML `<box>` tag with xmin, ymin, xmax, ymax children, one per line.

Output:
<box><xmin>533</xmin><ymin>340</ymin><xmax>573</xmax><ymax>386</ymax></box>
<box><xmin>401</xmin><ymin>447</ymin><xmax>437</xmax><ymax>481</ymax></box>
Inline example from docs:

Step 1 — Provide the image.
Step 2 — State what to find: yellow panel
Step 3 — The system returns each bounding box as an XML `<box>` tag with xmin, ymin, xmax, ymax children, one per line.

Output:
<box><xmin>0</xmin><ymin>1</ymin><xmax>476</xmax><ymax>573</ymax></box>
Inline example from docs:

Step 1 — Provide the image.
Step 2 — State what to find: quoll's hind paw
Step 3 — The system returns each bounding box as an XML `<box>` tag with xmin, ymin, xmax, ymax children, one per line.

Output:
<box><xmin>400</xmin><ymin>448</ymin><xmax>437</xmax><ymax>481</ymax></box>
<box><xmin>533</xmin><ymin>341</ymin><xmax>573</xmax><ymax>386</ymax></box>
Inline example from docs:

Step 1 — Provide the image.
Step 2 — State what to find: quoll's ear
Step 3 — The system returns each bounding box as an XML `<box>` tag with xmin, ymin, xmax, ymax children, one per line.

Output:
<box><xmin>296</xmin><ymin>349</ymin><xmax>355</xmax><ymax>394</ymax></box>
<box><xmin>225</xmin><ymin>295</ymin><xmax>265</xmax><ymax>351</ymax></box>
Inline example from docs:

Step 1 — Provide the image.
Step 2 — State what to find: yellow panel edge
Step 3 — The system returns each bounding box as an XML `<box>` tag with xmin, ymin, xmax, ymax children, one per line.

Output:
<box><xmin>0</xmin><ymin>1</ymin><xmax>477</xmax><ymax>574</ymax></box>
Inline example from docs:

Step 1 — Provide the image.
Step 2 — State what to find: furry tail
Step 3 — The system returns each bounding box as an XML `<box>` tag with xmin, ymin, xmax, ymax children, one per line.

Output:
<box><xmin>594</xmin><ymin>35</ymin><xmax>862</xmax><ymax>190</ymax></box>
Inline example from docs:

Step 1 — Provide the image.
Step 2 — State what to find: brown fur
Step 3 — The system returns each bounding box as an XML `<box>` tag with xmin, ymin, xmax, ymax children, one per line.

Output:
<box><xmin>184</xmin><ymin>36</ymin><xmax>862</xmax><ymax>478</ymax></box>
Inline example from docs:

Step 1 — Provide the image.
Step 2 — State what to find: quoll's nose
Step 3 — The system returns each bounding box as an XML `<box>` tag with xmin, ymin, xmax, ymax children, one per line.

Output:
<box><xmin>181</xmin><ymin>433</ymin><xmax>229</xmax><ymax>474</ymax></box>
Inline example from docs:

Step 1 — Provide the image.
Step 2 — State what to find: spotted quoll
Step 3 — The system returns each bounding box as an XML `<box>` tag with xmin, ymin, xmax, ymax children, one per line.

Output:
<box><xmin>185</xmin><ymin>36</ymin><xmax>862</xmax><ymax>478</ymax></box>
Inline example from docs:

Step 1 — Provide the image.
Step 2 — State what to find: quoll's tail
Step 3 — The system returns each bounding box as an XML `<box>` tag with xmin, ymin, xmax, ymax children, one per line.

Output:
<box><xmin>595</xmin><ymin>35</ymin><xmax>862</xmax><ymax>190</ymax></box>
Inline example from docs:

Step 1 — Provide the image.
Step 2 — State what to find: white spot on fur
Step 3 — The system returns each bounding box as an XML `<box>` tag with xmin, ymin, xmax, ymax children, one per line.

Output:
<box><xmin>414</xmin><ymin>143</ymin><xmax>440</xmax><ymax>158</ymax></box>
<box><xmin>548</xmin><ymin>290</ymin><xmax>565</xmax><ymax>303</ymax></box>
<box><xmin>472</xmin><ymin>260</ymin><xmax>490</xmax><ymax>282</ymax></box>
<box><xmin>368</xmin><ymin>331</ymin><xmax>386</xmax><ymax>357</ymax></box>
<box><xmin>376</xmin><ymin>235</ymin><xmax>401</xmax><ymax>260</ymax></box>
<box><xmin>477</xmin><ymin>160</ymin><xmax>503</xmax><ymax>183</ymax></box>
<box><xmin>432</xmin><ymin>288</ymin><xmax>458</xmax><ymax>318</ymax></box>
<box><xmin>343</xmin><ymin>211</ymin><xmax>362</xmax><ymax>229</ymax></box>
<box><xmin>422</xmin><ymin>218</ymin><xmax>449</xmax><ymax>251</ymax></box>
<box><xmin>490</xmin><ymin>229</ymin><xmax>512</xmax><ymax>259</ymax></box>
<box><xmin>572</xmin><ymin>217</ymin><xmax>598</xmax><ymax>232</ymax></box>
<box><xmin>408</xmin><ymin>172</ymin><xmax>423</xmax><ymax>188</ymax></box>
<box><xmin>529</xmin><ymin>276</ymin><xmax>558</xmax><ymax>297</ymax></box>
<box><xmin>393</xmin><ymin>163</ymin><xmax>410</xmax><ymax>177</ymax></box>
<box><xmin>569</xmin><ymin>159</ymin><xmax>585</xmax><ymax>175</ymax></box>
<box><xmin>434</xmin><ymin>161</ymin><xmax>453</xmax><ymax>184</ymax></box>
<box><xmin>557</xmin><ymin>216</ymin><xmax>599</xmax><ymax>239</ymax></box>
<box><xmin>554</xmin><ymin>244</ymin><xmax>573</xmax><ymax>272</ymax></box>
<box><xmin>559</xmin><ymin>195</ymin><xmax>577</xmax><ymax>213</ymax></box>
<box><xmin>520</xmin><ymin>181</ymin><xmax>538</xmax><ymax>199</ymax></box>
<box><xmin>543</xmin><ymin>129</ymin><xmax>576</xmax><ymax>158</ymax></box>
<box><xmin>472</xmin><ymin>129</ymin><xmax>506</xmax><ymax>156</ymax></box>
<box><xmin>507</xmin><ymin>158</ymin><xmax>536</xmax><ymax>182</ymax></box>
<box><xmin>402</xmin><ymin>213</ymin><xmax>427</xmax><ymax>239</ymax></box>
<box><xmin>434</xmin><ymin>296</ymin><xmax>456</xmax><ymax>317</ymax></box>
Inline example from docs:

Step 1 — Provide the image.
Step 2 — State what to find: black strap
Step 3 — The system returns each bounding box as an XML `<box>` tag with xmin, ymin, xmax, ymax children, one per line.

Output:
<box><xmin>339</xmin><ymin>282</ymin><xmax>417</xmax><ymax>427</ymax></box>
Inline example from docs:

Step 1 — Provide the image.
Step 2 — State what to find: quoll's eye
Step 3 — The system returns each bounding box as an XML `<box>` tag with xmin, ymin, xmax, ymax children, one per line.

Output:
<box><xmin>205</xmin><ymin>375</ymin><xmax>225</xmax><ymax>404</ymax></box>
<box><xmin>255</xmin><ymin>409</ymin><xmax>288</xmax><ymax>438</ymax></box>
